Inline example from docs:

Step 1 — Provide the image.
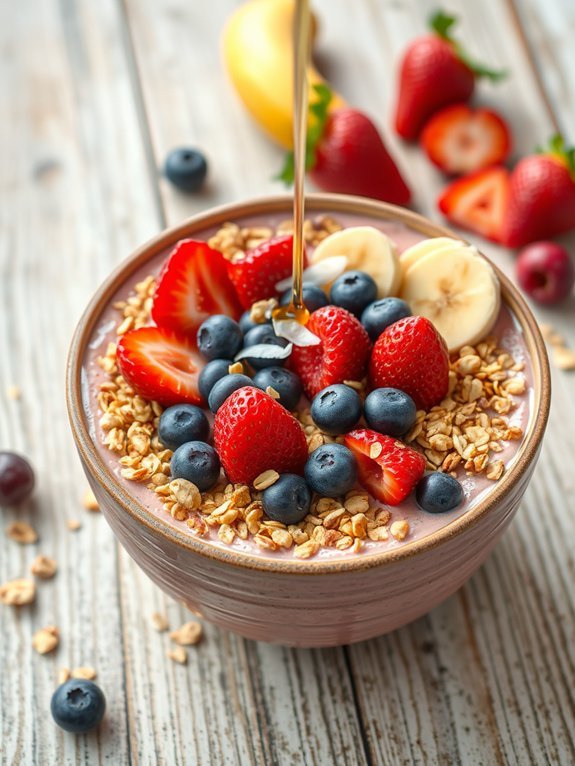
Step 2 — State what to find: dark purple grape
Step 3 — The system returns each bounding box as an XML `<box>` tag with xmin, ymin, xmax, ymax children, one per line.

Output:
<box><xmin>0</xmin><ymin>452</ymin><xmax>35</xmax><ymax>505</ymax></box>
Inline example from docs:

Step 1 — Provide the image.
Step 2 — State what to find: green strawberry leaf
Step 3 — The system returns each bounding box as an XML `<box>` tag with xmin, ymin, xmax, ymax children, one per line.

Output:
<box><xmin>276</xmin><ymin>83</ymin><xmax>333</xmax><ymax>186</ymax></box>
<box><xmin>539</xmin><ymin>134</ymin><xmax>575</xmax><ymax>177</ymax></box>
<box><xmin>429</xmin><ymin>10</ymin><xmax>457</xmax><ymax>40</ymax></box>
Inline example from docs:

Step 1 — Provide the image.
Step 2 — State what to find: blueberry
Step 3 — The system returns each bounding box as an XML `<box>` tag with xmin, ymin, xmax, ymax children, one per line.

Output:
<box><xmin>416</xmin><ymin>472</ymin><xmax>464</xmax><ymax>514</ymax></box>
<box><xmin>0</xmin><ymin>452</ymin><xmax>35</xmax><ymax>505</ymax></box>
<box><xmin>198</xmin><ymin>359</ymin><xmax>233</xmax><ymax>402</ymax></box>
<box><xmin>280</xmin><ymin>284</ymin><xmax>329</xmax><ymax>313</ymax></box>
<box><xmin>171</xmin><ymin>441</ymin><xmax>220</xmax><ymax>491</ymax></box>
<box><xmin>208</xmin><ymin>374</ymin><xmax>253</xmax><ymax>413</ymax></box>
<box><xmin>364</xmin><ymin>388</ymin><xmax>417</xmax><ymax>437</ymax></box>
<box><xmin>360</xmin><ymin>297</ymin><xmax>411</xmax><ymax>341</ymax></box>
<box><xmin>164</xmin><ymin>147</ymin><xmax>208</xmax><ymax>192</ymax></box>
<box><xmin>330</xmin><ymin>270</ymin><xmax>378</xmax><ymax>316</ymax></box>
<box><xmin>262</xmin><ymin>474</ymin><xmax>311</xmax><ymax>525</ymax></box>
<box><xmin>304</xmin><ymin>444</ymin><xmax>357</xmax><ymax>497</ymax></box>
<box><xmin>239</xmin><ymin>311</ymin><xmax>270</xmax><ymax>334</ymax></box>
<box><xmin>51</xmin><ymin>679</ymin><xmax>106</xmax><ymax>733</ymax></box>
<box><xmin>242</xmin><ymin>325</ymin><xmax>289</xmax><ymax>370</ymax></box>
<box><xmin>310</xmin><ymin>384</ymin><xmax>362</xmax><ymax>435</ymax></box>
<box><xmin>197</xmin><ymin>315</ymin><xmax>243</xmax><ymax>361</ymax></box>
<box><xmin>158</xmin><ymin>404</ymin><xmax>210</xmax><ymax>450</ymax></box>
<box><xmin>253</xmin><ymin>367</ymin><xmax>303</xmax><ymax>410</ymax></box>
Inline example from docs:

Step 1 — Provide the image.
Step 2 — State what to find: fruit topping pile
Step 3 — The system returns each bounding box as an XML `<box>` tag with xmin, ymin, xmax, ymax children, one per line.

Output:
<box><xmin>96</xmin><ymin>216</ymin><xmax>527</xmax><ymax>558</ymax></box>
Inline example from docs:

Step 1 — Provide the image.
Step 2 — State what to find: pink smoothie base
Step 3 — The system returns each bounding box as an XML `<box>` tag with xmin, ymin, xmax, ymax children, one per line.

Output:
<box><xmin>82</xmin><ymin>211</ymin><xmax>533</xmax><ymax>562</ymax></box>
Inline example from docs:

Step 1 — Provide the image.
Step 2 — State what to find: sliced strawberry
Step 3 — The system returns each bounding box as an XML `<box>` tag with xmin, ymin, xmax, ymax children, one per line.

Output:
<box><xmin>438</xmin><ymin>165</ymin><xmax>510</xmax><ymax>242</ymax></box>
<box><xmin>116</xmin><ymin>326</ymin><xmax>205</xmax><ymax>407</ymax></box>
<box><xmin>151</xmin><ymin>239</ymin><xmax>243</xmax><ymax>335</ymax></box>
<box><xmin>226</xmin><ymin>234</ymin><xmax>295</xmax><ymax>310</ymax></box>
<box><xmin>290</xmin><ymin>306</ymin><xmax>372</xmax><ymax>400</ymax></box>
<box><xmin>345</xmin><ymin>429</ymin><xmax>426</xmax><ymax>505</ymax></box>
<box><xmin>421</xmin><ymin>104</ymin><xmax>511</xmax><ymax>175</ymax></box>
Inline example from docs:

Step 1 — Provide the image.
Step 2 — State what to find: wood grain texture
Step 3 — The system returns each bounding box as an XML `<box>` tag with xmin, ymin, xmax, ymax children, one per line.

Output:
<box><xmin>1</xmin><ymin>0</ymin><xmax>574</xmax><ymax>764</ymax></box>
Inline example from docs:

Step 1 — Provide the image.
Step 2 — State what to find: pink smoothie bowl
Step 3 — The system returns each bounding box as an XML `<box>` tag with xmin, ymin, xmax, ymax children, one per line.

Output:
<box><xmin>66</xmin><ymin>194</ymin><xmax>550</xmax><ymax>648</ymax></box>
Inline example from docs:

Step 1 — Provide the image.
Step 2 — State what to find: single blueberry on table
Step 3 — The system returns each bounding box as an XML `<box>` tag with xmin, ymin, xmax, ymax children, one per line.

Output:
<box><xmin>304</xmin><ymin>443</ymin><xmax>358</xmax><ymax>497</ymax></box>
<box><xmin>198</xmin><ymin>358</ymin><xmax>234</xmax><ymax>402</ymax></box>
<box><xmin>197</xmin><ymin>315</ymin><xmax>243</xmax><ymax>361</ymax></box>
<box><xmin>51</xmin><ymin>679</ymin><xmax>106</xmax><ymax>733</ymax></box>
<box><xmin>360</xmin><ymin>297</ymin><xmax>411</xmax><ymax>341</ymax></box>
<box><xmin>171</xmin><ymin>441</ymin><xmax>221</xmax><ymax>491</ymax></box>
<box><xmin>364</xmin><ymin>387</ymin><xmax>417</xmax><ymax>437</ymax></box>
<box><xmin>158</xmin><ymin>404</ymin><xmax>210</xmax><ymax>450</ymax></box>
<box><xmin>262</xmin><ymin>474</ymin><xmax>311</xmax><ymax>525</ymax></box>
<box><xmin>330</xmin><ymin>270</ymin><xmax>378</xmax><ymax>316</ymax></box>
<box><xmin>280</xmin><ymin>284</ymin><xmax>329</xmax><ymax>313</ymax></box>
<box><xmin>239</xmin><ymin>311</ymin><xmax>270</xmax><ymax>334</ymax></box>
<box><xmin>208</xmin><ymin>374</ymin><xmax>253</xmax><ymax>413</ymax></box>
<box><xmin>416</xmin><ymin>472</ymin><xmax>464</xmax><ymax>514</ymax></box>
<box><xmin>241</xmin><ymin>325</ymin><xmax>289</xmax><ymax>370</ymax></box>
<box><xmin>164</xmin><ymin>147</ymin><xmax>208</xmax><ymax>192</ymax></box>
<box><xmin>310</xmin><ymin>384</ymin><xmax>362</xmax><ymax>435</ymax></box>
<box><xmin>253</xmin><ymin>367</ymin><xmax>303</xmax><ymax>411</ymax></box>
<box><xmin>0</xmin><ymin>451</ymin><xmax>35</xmax><ymax>505</ymax></box>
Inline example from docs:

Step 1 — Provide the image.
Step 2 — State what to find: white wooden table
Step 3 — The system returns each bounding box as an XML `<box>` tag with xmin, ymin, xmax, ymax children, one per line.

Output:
<box><xmin>1</xmin><ymin>1</ymin><xmax>574</xmax><ymax>763</ymax></box>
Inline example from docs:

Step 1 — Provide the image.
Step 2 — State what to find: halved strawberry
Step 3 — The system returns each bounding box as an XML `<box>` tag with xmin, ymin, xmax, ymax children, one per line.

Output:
<box><xmin>345</xmin><ymin>429</ymin><xmax>426</xmax><ymax>506</ymax></box>
<box><xmin>116</xmin><ymin>326</ymin><xmax>205</xmax><ymax>407</ymax></box>
<box><xmin>226</xmin><ymin>234</ymin><xmax>295</xmax><ymax>309</ymax></box>
<box><xmin>421</xmin><ymin>104</ymin><xmax>511</xmax><ymax>175</ymax></box>
<box><xmin>151</xmin><ymin>239</ymin><xmax>243</xmax><ymax>335</ymax></box>
<box><xmin>437</xmin><ymin>165</ymin><xmax>510</xmax><ymax>241</ymax></box>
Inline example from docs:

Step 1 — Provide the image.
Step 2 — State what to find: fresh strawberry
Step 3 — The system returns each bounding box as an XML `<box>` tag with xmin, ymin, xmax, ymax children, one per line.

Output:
<box><xmin>290</xmin><ymin>306</ymin><xmax>372</xmax><ymax>399</ymax></box>
<box><xmin>394</xmin><ymin>11</ymin><xmax>506</xmax><ymax>141</ymax></box>
<box><xmin>501</xmin><ymin>135</ymin><xmax>575</xmax><ymax>247</ymax></box>
<box><xmin>345</xmin><ymin>429</ymin><xmax>426</xmax><ymax>505</ymax></box>
<box><xmin>438</xmin><ymin>165</ymin><xmax>510</xmax><ymax>242</ymax></box>
<box><xmin>213</xmin><ymin>386</ymin><xmax>308</xmax><ymax>484</ymax></box>
<box><xmin>279</xmin><ymin>85</ymin><xmax>410</xmax><ymax>205</ymax></box>
<box><xmin>421</xmin><ymin>104</ymin><xmax>511</xmax><ymax>175</ymax></box>
<box><xmin>369</xmin><ymin>316</ymin><xmax>449</xmax><ymax>411</ymax></box>
<box><xmin>151</xmin><ymin>239</ymin><xmax>242</xmax><ymax>335</ymax></box>
<box><xmin>226</xmin><ymin>234</ymin><xmax>295</xmax><ymax>309</ymax></box>
<box><xmin>116</xmin><ymin>326</ymin><xmax>205</xmax><ymax>407</ymax></box>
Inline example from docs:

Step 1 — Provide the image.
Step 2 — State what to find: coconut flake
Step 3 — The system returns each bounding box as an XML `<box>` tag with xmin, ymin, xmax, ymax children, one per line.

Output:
<box><xmin>275</xmin><ymin>255</ymin><xmax>348</xmax><ymax>292</ymax></box>
<box><xmin>273</xmin><ymin>318</ymin><xmax>321</xmax><ymax>347</ymax></box>
<box><xmin>234</xmin><ymin>343</ymin><xmax>293</xmax><ymax>361</ymax></box>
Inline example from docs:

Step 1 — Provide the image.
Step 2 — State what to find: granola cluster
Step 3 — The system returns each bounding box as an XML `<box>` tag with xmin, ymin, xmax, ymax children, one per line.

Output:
<box><xmin>95</xmin><ymin>218</ymin><xmax>527</xmax><ymax>558</ymax></box>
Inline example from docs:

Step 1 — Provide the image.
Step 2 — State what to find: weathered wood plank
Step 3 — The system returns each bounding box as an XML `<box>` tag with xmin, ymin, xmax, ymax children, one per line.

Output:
<box><xmin>0</xmin><ymin>0</ymin><xmax>160</xmax><ymax>763</ymax></box>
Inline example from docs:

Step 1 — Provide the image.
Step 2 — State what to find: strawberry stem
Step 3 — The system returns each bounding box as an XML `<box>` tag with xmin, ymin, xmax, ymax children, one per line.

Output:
<box><xmin>538</xmin><ymin>134</ymin><xmax>575</xmax><ymax>177</ymax></box>
<box><xmin>277</xmin><ymin>83</ymin><xmax>333</xmax><ymax>185</ymax></box>
<box><xmin>429</xmin><ymin>9</ymin><xmax>507</xmax><ymax>82</ymax></box>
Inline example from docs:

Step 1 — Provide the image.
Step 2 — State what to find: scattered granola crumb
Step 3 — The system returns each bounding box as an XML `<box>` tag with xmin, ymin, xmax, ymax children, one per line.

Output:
<box><xmin>71</xmin><ymin>667</ymin><xmax>97</xmax><ymax>681</ymax></box>
<box><xmin>58</xmin><ymin>667</ymin><xmax>71</xmax><ymax>685</ymax></box>
<box><xmin>151</xmin><ymin>612</ymin><xmax>169</xmax><ymax>632</ymax></box>
<box><xmin>169</xmin><ymin>621</ymin><xmax>203</xmax><ymax>646</ymax></box>
<box><xmin>30</xmin><ymin>555</ymin><xmax>57</xmax><ymax>579</ymax></box>
<box><xmin>369</xmin><ymin>442</ymin><xmax>383</xmax><ymax>459</ymax></box>
<box><xmin>253</xmin><ymin>469</ymin><xmax>280</xmax><ymax>491</ymax></box>
<box><xmin>67</xmin><ymin>519</ymin><xmax>82</xmax><ymax>531</ymax></box>
<box><xmin>228</xmin><ymin>361</ymin><xmax>244</xmax><ymax>375</ymax></box>
<box><xmin>6</xmin><ymin>521</ymin><xmax>38</xmax><ymax>544</ymax></box>
<box><xmin>32</xmin><ymin>626</ymin><xmax>60</xmax><ymax>655</ymax></box>
<box><xmin>82</xmin><ymin>488</ymin><xmax>100</xmax><ymax>511</ymax></box>
<box><xmin>390</xmin><ymin>520</ymin><xmax>410</xmax><ymax>541</ymax></box>
<box><xmin>6</xmin><ymin>385</ymin><xmax>21</xmax><ymax>400</ymax></box>
<box><xmin>0</xmin><ymin>578</ymin><xmax>36</xmax><ymax>606</ymax></box>
<box><xmin>265</xmin><ymin>385</ymin><xmax>281</xmax><ymax>399</ymax></box>
<box><xmin>167</xmin><ymin>646</ymin><xmax>188</xmax><ymax>665</ymax></box>
<box><xmin>552</xmin><ymin>346</ymin><xmax>575</xmax><ymax>371</ymax></box>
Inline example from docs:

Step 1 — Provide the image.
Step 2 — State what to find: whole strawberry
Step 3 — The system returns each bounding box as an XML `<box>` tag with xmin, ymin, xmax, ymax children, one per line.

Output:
<box><xmin>394</xmin><ymin>11</ymin><xmax>505</xmax><ymax>141</ymax></box>
<box><xmin>213</xmin><ymin>386</ymin><xmax>308</xmax><ymax>484</ymax></box>
<box><xmin>369</xmin><ymin>316</ymin><xmax>449</xmax><ymax>410</ymax></box>
<box><xmin>501</xmin><ymin>135</ymin><xmax>575</xmax><ymax>247</ymax></box>
<box><xmin>290</xmin><ymin>305</ymin><xmax>372</xmax><ymax>400</ymax></box>
<box><xmin>279</xmin><ymin>85</ymin><xmax>410</xmax><ymax>205</ymax></box>
<box><xmin>227</xmin><ymin>234</ymin><xmax>294</xmax><ymax>309</ymax></box>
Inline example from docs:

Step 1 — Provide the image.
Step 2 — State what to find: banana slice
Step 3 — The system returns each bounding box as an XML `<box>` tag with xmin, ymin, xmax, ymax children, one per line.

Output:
<box><xmin>400</xmin><ymin>245</ymin><xmax>501</xmax><ymax>352</ymax></box>
<box><xmin>311</xmin><ymin>226</ymin><xmax>401</xmax><ymax>297</ymax></box>
<box><xmin>399</xmin><ymin>237</ymin><xmax>464</xmax><ymax>284</ymax></box>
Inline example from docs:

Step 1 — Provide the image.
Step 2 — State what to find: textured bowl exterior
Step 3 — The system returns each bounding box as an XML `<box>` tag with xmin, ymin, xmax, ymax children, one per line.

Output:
<box><xmin>68</xmin><ymin>194</ymin><xmax>550</xmax><ymax>648</ymax></box>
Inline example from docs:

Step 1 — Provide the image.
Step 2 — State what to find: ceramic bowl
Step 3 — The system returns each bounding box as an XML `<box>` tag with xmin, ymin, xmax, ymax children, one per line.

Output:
<box><xmin>67</xmin><ymin>194</ymin><xmax>550</xmax><ymax>648</ymax></box>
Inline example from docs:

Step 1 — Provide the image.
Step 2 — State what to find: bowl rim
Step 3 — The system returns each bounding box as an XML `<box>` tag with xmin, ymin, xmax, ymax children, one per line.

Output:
<box><xmin>66</xmin><ymin>193</ymin><xmax>551</xmax><ymax>575</ymax></box>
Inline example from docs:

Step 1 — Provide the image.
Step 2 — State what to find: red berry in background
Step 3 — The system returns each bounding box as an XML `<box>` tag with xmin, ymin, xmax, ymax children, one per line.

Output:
<box><xmin>369</xmin><ymin>316</ymin><xmax>449</xmax><ymax>411</ymax></box>
<box><xmin>226</xmin><ymin>234</ymin><xmax>295</xmax><ymax>309</ymax></box>
<box><xmin>0</xmin><ymin>452</ymin><xmax>35</xmax><ymax>506</ymax></box>
<box><xmin>516</xmin><ymin>242</ymin><xmax>575</xmax><ymax>305</ymax></box>
<box><xmin>394</xmin><ymin>11</ymin><xmax>506</xmax><ymax>141</ymax></box>
<box><xmin>421</xmin><ymin>104</ymin><xmax>511</xmax><ymax>175</ymax></box>
<box><xmin>213</xmin><ymin>387</ymin><xmax>308</xmax><ymax>484</ymax></box>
